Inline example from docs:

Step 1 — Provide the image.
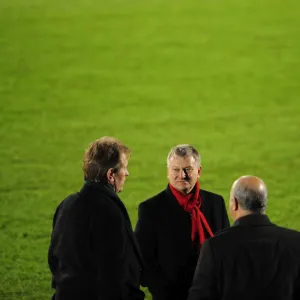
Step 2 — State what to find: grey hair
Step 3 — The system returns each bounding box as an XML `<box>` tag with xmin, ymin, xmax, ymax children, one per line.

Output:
<box><xmin>167</xmin><ymin>144</ymin><xmax>201</xmax><ymax>168</ymax></box>
<box><xmin>233</xmin><ymin>183</ymin><xmax>268</xmax><ymax>213</ymax></box>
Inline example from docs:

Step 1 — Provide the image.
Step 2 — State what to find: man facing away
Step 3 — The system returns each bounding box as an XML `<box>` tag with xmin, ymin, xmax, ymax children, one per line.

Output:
<box><xmin>48</xmin><ymin>137</ymin><xmax>145</xmax><ymax>300</ymax></box>
<box><xmin>135</xmin><ymin>144</ymin><xmax>230</xmax><ymax>300</ymax></box>
<box><xmin>188</xmin><ymin>175</ymin><xmax>300</xmax><ymax>300</ymax></box>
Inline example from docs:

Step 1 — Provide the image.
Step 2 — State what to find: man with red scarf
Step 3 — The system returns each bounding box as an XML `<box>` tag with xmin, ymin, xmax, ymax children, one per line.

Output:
<box><xmin>135</xmin><ymin>144</ymin><xmax>230</xmax><ymax>300</ymax></box>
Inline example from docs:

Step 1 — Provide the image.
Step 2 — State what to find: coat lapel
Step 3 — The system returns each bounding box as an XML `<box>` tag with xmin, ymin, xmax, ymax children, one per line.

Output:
<box><xmin>163</xmin><ymin>186</ymin><xmax>192</xmax><ymax>257</ymax></box>
<box><xmin>199</xmin><ymin>190</ymin><xmax>212</xmax><ymax>222</ymax></box>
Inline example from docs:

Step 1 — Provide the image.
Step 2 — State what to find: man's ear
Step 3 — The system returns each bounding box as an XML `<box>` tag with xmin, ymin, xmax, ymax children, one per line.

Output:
<box><xmin>106</xmin><ymin>168</ymin><xmax>115</xmax><ymax>183</ymax></box>
<box><xmin>197</xmin><ymin>166</ymin><xmax>202</xmax><ymax>178</ymax></box>
<box><xmin>233</xmin><ymin>197</ymin><xmax>239</xmax><ymax>211</ymax></box>
<box><xmin>229</xmin><ymin>196</ymin><xmax>239</xmax><ymax>212</ymax></box>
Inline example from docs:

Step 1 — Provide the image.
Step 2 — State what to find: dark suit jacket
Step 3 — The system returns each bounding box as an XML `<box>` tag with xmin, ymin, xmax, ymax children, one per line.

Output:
<box><xmin>134</xmin><ymin>185</ymin><xmax>230</xmax><ymax>300</ymax></box>
<box><xmin>187</xmin><ymin>213</ymin><xmax>300</xmax><ymax>300</ymax></box>
<box><xmin>48</xmin><ymin>182</ymin><xmax>145</xmax><ymax>300</ymax></box>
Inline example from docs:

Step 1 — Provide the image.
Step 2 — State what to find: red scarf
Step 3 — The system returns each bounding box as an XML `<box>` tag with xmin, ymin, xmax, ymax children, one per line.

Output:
<box><xmin>169</xmin><ymin>181</ymin><xmax>214</xmax><ymax>245</ymax></box>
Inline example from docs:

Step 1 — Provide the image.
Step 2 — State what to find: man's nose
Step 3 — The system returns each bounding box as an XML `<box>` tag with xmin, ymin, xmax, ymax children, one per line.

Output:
<box><xmin>179</xmin><ymin>169</ymin><xmax>187</xmax><ymax>179</ymax></box>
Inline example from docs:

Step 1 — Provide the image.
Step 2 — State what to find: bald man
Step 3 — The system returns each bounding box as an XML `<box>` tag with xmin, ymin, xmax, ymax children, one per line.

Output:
<box><xmin>187</xmin><ymin>175</ymin><xmax>300</xmax><ymax>300</ymax></box>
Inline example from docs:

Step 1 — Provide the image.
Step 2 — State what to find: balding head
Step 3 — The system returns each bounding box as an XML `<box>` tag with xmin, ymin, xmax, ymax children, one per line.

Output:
<box><xmin>229</xmin><ymin>175</ymin><xmax>268</xmax><ymax>219</ymax></box>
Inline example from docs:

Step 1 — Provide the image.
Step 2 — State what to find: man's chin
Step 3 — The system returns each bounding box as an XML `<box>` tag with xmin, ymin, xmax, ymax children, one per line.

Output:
<box><xmin>177</xmin><ymin>182</ymin><xmax>190</xmax><ymax>188</ymax></box>
<box><xmin>175</xmin><ymin>184</ymin><xmax>191</xmax><ymax>194</ymax></box>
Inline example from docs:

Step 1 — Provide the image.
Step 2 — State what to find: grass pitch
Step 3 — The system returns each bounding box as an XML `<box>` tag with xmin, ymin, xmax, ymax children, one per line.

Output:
<box><xmin>1</xmin><ymin>0</ymin><xmax>300</xmax><ymax>299</ymax></box>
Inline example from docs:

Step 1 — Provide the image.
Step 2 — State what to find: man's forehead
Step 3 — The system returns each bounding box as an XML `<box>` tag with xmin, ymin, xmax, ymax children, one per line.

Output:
<box><xmin>169</xmin><ymin>155</ymin><xmax>196</xmax><ymax>166</ymax></box>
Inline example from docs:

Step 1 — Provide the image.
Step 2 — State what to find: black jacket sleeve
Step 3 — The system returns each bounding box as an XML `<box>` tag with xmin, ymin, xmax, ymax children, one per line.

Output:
<box><xmin>90</xmin><ymin>199</ymin><xmax>128</xmax><ymax>300</ymax></box>
<box><xmin>220</xmin><ymin>196</ymin><xmax>230</xmax><ymax>230</ymax></box>
<box><xmin>187</xmin><ymin>239</ymin><xmax>219</xmax><ymax>300</ymax></box>
<box><xmin>48</xmin><ymin>201</ymin><xmax>63</xmax><ymax>288</ymax></box>
<box><xmin>134</xmin><ymin>202</ymin><xmax>170</xmax><ymax>300</ymax></box>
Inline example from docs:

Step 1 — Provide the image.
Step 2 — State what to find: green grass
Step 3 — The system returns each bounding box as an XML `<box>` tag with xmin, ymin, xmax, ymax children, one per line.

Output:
<box><xmin>1</xmin><ymin>0</ymin><xmax>300</xmax><ymax>299</ymax></box>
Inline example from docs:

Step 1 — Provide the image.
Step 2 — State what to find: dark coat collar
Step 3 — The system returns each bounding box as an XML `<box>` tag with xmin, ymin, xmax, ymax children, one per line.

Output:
<box><xmin>233</xmin><ymin>213</ymin><xmax>273</xmax><ymax>227</ymax></box>
<box><xmin>83</xmin><ymin>181</ymin><xmax>132</xmax><ymax>223</ymax></box>
<box><xmin>82</xmin><ymin>181</ymin><xmax>116</xmax><ymax>199</ymax></box>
